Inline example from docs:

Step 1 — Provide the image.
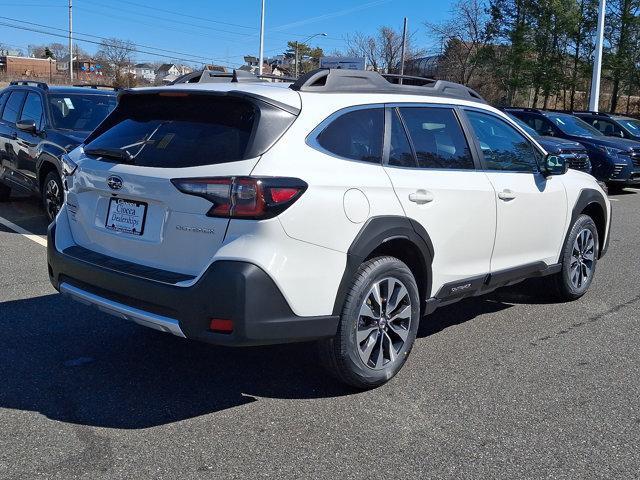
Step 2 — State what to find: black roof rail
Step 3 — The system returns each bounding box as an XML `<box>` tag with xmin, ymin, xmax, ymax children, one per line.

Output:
<box><xmin>289</xmin><ymin>68</ymin><xmax>486</xmax><ymax>103</ymax></box>
<box><xmin>9</xmin><ymin>80</ymin><xmax>48</xmax><ymax>90</ymax></box>
<box><xmin>504</xmin><ymin>107</ymin><xmax>544</xmax><ymax>113</ymax></box>
<box><xmin>72</xmin><ymin>84</ymin><xmax>120</xmax><ymax>91</ymax></box>
<box><xmin>571</xmin><ymin>110</ymin><xmax>611</xmax><ymax>117</ymax></box>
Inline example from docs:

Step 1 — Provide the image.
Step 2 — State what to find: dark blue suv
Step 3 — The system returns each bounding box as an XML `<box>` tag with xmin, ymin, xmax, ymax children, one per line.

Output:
<box><xmin>573</xmin><ymin>111</ymin><xmax>640</xmax><ymax>142</ymax></box>
<box><xmin>506</xmin><ymin>108</ymin><xmax>640</xmax><ymax>190</ymax></box>
<box><xmin>505</xmin><ymin>112</ymin><xmax>592</xmax><ymax>174</ymax></box>
<box><xmin>0</xmin><ymin>81</ymin><xmax>117</xmax><ymax>221</ymax></box>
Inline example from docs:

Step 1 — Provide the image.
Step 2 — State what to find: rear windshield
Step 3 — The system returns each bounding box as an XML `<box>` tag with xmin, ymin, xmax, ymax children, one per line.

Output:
<box><xmin>49</xmin><ymin>94</ymin><xmax>116</xmax><ymax>131</ymax></box>
<box><xmin>84</xmin><ymin>93</ymin><xmax>295</xmax><ymax>168</ymax></box>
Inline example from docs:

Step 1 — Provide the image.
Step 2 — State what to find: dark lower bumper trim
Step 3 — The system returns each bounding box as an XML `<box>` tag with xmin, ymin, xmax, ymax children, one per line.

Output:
<box><xmin>47</xmin><ymin>222</ymin><xmax>339</xmax><ymax>346</ymax></box>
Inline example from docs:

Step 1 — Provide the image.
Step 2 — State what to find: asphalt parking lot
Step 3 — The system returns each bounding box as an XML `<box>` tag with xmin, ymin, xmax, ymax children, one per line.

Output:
<box><xmin>0</xmin><ymin>189</ymin><xmax>639</xmax><ymax>480</ymax></box>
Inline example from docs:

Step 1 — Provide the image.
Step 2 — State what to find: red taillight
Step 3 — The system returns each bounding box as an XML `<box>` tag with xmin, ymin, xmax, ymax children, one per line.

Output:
<box><xmin>270</xmin><ymin>187</ymin><xmax>300</xmax><ymax>204</ymax></box>
<box><xmin>210</xmin><ymin>318</ymin><xmax>234</xmax><ymax>333</ymax></box>
<box><xmin>171</xmin><ymin>177</ymin><xmax>306</xmax><ymax>219</ymax></box>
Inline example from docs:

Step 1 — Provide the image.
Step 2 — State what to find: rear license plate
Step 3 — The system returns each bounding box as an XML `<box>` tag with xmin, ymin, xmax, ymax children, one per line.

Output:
<box><xmin>105</xmin><ymin>198</ymin><xmax>147</xmax><ymax>236</ymax></box>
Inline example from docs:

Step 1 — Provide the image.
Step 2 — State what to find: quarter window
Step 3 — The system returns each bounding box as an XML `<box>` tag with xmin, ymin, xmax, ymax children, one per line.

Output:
<box><xmin>20</xmin><ymin>92</ymin><xmax>44</xmax><ymax>130</ymax></box>
<box><xmin>316</xmin><ymin>108</ymin><xmax>383</xmax><ymax>163</ymax></box>
<box><xmin>1</xmin><ymin>91</ymin><xmax>26</xmax><ymax>125</ymax></box>
<box><xmin>398</xmin><ymin>107</ymin><xmax>474</xmax><ymax>169</ymax></box>
<box><xmin>466</xmin><ymin>110</ymin><xmax>539</xmax><ymax>172</ymax></box>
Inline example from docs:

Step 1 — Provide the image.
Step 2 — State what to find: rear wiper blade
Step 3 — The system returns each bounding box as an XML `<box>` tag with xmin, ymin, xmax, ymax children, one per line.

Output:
<box><xmin>84</xmin><ymin>147</ymin><xmax>133</xmax><ymax>163</ymax></box>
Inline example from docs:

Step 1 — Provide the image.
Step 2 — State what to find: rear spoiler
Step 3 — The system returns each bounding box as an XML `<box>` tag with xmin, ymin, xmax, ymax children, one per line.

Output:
<box><xmin>115</xmin><ymin>88</ymin><xmax>300</xmax><ymax>116</ymax></box>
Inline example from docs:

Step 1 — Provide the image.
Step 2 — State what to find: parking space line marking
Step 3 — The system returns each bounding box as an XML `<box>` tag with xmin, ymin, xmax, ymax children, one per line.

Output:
<box><xmin>0</xmin><ymin>216</ymin><xmax>47</xmax><ymax>247</ymax></box>
<box><xmin>609</xmin><ymin>198</ymin><xmax>619</xmax><ymax>202</ymax></box>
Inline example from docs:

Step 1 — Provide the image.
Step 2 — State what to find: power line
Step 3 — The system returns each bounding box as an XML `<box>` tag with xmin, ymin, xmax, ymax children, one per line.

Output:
<box><xmin>0</xmin><ymin>19</ymin><xmax>243</xmax><ymax>68</ymax></box>
<box><xmin>76</xmin><ymin>3</ymin><xmax>255</xmax><ymax>38</ymax></box>
<box><xmin>0</xmin><ymin>15</ymin><xmax>226</xmax><ymax>64</ymax></box>
<box><xmin>108</xmin><ymin>0</ymin><xmax>256</xmax><ymax>30</ymax></box>
<box><xmin>78</xmin><ymin>0</ymin><xmax>345</xmax><ymax>42</ymax></box>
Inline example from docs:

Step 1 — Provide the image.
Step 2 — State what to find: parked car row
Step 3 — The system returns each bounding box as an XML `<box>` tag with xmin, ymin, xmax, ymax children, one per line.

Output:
<box><xmin>38</xmin><ymin>69</ymin><xmax>611</xmax><ymax>388</ymax></box>
<box><xmin>506</xmin><ymin>108</ymin><xmax>640</xmax><ymax>191</ymax></box>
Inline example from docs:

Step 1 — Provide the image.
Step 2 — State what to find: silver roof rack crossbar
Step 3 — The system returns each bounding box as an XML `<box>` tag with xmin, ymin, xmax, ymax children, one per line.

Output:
<box><xmin>170</xmin><ymin>69</ymin><xmax>296</xmax><ymax>85</ymax></box>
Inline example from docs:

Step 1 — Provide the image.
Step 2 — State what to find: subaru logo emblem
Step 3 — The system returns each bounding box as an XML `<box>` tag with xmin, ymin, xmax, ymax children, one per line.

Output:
<box><xmin>107</xmin><ymin>175</ymin><xmax>123</xmax><ymax>190</ymax></box>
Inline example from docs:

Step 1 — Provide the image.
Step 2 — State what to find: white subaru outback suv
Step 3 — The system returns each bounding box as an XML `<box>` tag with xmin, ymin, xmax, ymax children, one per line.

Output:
<box><xmin>48</xmin><ymin>69</ymin><xmax>611</xmax><ymax>388</ymax></box>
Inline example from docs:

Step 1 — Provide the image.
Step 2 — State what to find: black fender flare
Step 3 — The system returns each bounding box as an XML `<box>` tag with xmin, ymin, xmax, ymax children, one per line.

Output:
<box><xmin>561</xmin><ymin>188</ymin><xmax>609</xmax><ymax>261</ymax></box>
<box><xmin>332</xmin><ymin>216</ymin><xmax>434</xmax><ymax>316</ymax></box>
<box><xmin>36</xmin><ymin>147</ymin><xmax>64</xmax><ymax>193</ymax></box>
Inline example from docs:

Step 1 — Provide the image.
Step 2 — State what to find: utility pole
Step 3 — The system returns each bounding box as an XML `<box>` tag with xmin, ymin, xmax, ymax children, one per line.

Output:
<box><xmin>589</xmin><ymin>0</ymin><xmax>606</xmax><ymax>112</ymax></box>
<box><xmin>258</xmin><ymin>0</ymin><xmax>265</xmax><ymax>75</ymax></box>
<box><xmin>399</xmin><ymin>17</ymin><xmax>407</xmax><ymax>85</ymax></box>
<box><xmin>295</xmin><ymin>42</ymin><xmax>299</xmax><ymax>78</ymax></box>
<box><xmin>68</xmin><ymin>0</ymin><xmax>73</xmax><ymax>82</ymax></box>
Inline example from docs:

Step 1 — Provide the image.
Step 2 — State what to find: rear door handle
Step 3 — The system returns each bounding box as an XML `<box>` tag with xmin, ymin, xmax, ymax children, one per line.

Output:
<box><xmin>408</xmin><ymin>190</ymin><xmax>434</xmax><ymax>204</ymax></box>
<box><xmin>498</xmin><ymin>189</ymin><xmax>516</xmax><ymax>201</ymax></box>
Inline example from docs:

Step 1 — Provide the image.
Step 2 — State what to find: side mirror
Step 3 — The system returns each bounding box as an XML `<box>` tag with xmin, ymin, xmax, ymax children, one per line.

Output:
<box><xmin>543</xmin><ymin>154</ymin><xmax>568</xmax><ymax>176</ymax></box>
<box><xmin>16</xmin><ymin>119</ymin><xmax>37</xmax><ymax>134</ymax></box>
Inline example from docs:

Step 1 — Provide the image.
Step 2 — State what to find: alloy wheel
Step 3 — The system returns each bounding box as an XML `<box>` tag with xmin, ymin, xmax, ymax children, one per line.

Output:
<box><xmin>357</xmin><ymin>277</ymin><xmax>412</xmax><ymax>370</ymax></box>
<box><xmin>570</xmin><ymin>228</ymin><xmax>595</xmax><ymax>289</ymax></box>
<box><xmin>45</xmin><ymin>178</ymin><xmax>62</xmax><ymax>220</ymax></box>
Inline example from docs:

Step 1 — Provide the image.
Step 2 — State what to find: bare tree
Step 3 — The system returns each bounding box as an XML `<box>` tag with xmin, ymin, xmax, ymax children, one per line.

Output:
<box><xmin>96</xmin><ymin>37</ymin><xmax>136</xmax><ymax>76</ymax></box>
<box><xmin>345</xmin><ymin>32</ymin><xmax>380</xmax><ymax>71</ymax></box>
<box><xmin>48</xmin><ymin>43</ymin><xmax>67</xmax><ymax>60</ymax></box>
<box><xmin>426</xmin><ymin>0</ymin><xmax>493</xmax><ymax>84</ymax></box>
<box><xmin>345</xmin><ymin>26</ymin><xmax>422</xmax><ymax>72</ymax></box>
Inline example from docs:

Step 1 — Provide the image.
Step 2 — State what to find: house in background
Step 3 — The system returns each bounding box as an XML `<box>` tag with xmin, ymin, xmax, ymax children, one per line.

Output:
<box><xmin>0</xmin><ymin>55</ymin><xmax>56</xmax><ymax>77</ymax></box>
<box><xmin>155</xmin><ymin>63</ymin><xmax>193</xmax><ymax>83</ymax></box>
<box><xmin>134</xmin><ymin>63</ymin><xmax>155</xmax><ymax>83</ymax></box>
<box><xmin>240</xmin><ymin>55</ymin><xmax>272</xmax><ymax>75</ymax></box>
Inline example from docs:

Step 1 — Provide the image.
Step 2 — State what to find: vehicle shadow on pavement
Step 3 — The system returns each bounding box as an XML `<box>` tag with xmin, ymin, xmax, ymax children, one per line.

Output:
<box><xmin>0</xmin><ymin>284</ymin><xmax>545</xmax><ymax>429</ymax></box>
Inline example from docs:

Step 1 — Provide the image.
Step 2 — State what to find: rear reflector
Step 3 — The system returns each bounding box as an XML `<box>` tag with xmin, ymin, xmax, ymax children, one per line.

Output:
<box><xmin>210</xmin><ymin>318</ymin><xmax>234</xmax><ymax>333</ymax></box>
<box><xmin>171</xmin><ymin>176</ymin><xmax>307</xmax><ymax>219</ymax></box>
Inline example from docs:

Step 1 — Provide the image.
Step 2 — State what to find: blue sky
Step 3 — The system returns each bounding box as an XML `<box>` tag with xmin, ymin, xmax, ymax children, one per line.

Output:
<box><xmin>0</xmin><ymin>0</ymin><xmax>450</xmax><ymax>68</ymax></box>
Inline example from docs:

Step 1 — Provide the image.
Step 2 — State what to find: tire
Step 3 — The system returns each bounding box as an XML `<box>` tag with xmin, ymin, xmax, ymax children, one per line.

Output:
<box><xmin>0</xmin><ymin>182</ymin><xmax>10</xmax><ymax>202</ymax></box>
<box><xmin>318</xmin><ymin>256</ymin><xmax>421</xmax><ymax>389</ymax></box>
<box><xmin>551</xmin><ymin>214</ymin><xmax>599</xmax><ymax>301</ymax></box>
<box><xmin>42</xmin><ymin>171</ymin><xmax>64</xmax><ymax>223</ymax></box>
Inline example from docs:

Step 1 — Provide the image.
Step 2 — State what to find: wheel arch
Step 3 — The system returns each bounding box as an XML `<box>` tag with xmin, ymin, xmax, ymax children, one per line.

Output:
<box><xmin>36</xmin><ymin>153</ymin><xmax>62</xmax><ymax>194</ymax></box>
<box><xmin>332</xmin><ymin>216</ymin><xmax>434</xmax><ymax>316</ymax></box>
<box><xmin>561</xmin><ymin>188</ymin><xmax>609</xmax><ymax>261</ymax></box>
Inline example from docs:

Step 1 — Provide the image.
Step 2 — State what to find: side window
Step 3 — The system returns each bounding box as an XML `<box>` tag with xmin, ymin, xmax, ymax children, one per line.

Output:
<box><xmin>0</xmin><ymin>92</ymin><xmax>9</xmax><ymax>116</ymax></box>
<box><xmin>520</xmin><ymin>115</ymin><xmax>554</xmax><ymax>136</ymax></box>
<box><xmin>466</xmin><ymin>110</ymin><xmax>539</xmax><ymax>173</ymax></box>
<box><xmin>316</xmin><ymin>108</ymin><xmax>383</xmax><ymax>163</ymax></box>
<box><xmin>1</xmin><ymin>91</ymin><xmax>26</xmax><ymax>125</ymax></box>
<box><xmin>388</xmin><ymin>109</ymin><xmax>416</xmax><ymax>168</ymax></box>
<box><xmin>398</xmin><ymin>107</ymin><xmax>474</xmax><ymax>169</ymax></box>
<box><xmin>592</xmin><ymin>119</ymin><xmax>621</xmax><ymax>137</ymax></box>
<box><xmin>20</xmin><ymin>92</ymin><xmax>44</xmax><ymax>130</ymax></box>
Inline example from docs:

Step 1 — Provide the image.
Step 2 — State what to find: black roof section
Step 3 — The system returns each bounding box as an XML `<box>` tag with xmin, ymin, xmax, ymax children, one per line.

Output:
<box><xmin>289</xmin><ymin>68</ymin><xmax>486</xmax><ymax>103</ymax></box>
<box><xmin>9</xmin><ymin>80</ymin><xmax>48</xmax><ymax>90</ymax></box>
<box><xmin>6</xmin><ymin>81</ymin><xmax>117</xmax><ymax>95</ymax></box>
